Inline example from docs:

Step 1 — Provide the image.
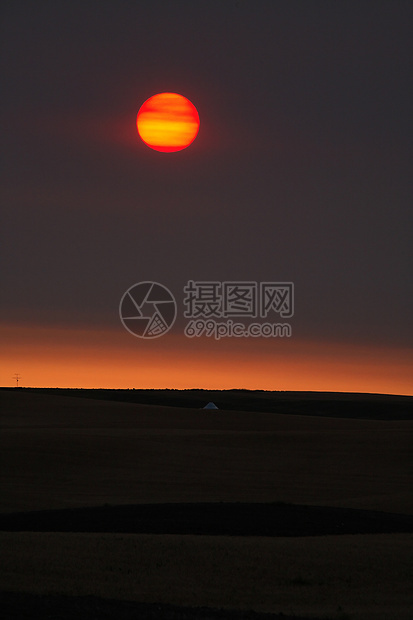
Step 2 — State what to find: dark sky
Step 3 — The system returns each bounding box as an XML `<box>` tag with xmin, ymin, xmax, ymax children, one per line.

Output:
<box><xmin>1</xmin><ymin>1</ymin><xmax>412</xmax><ymax>364</ymax></box>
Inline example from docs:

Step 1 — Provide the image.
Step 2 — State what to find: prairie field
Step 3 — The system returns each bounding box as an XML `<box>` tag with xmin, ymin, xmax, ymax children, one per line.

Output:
<box><xmin>0</xmin><ymin>389</ymin><xmax>412</xmax><ymax>619</ymax></box>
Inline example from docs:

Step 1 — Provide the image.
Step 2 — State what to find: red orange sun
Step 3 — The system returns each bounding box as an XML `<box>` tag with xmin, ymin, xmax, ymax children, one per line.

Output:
<box><xmin>136</xmin><ymin>92</ymin><xmax>200</xmax><ymax>152</ymax></box>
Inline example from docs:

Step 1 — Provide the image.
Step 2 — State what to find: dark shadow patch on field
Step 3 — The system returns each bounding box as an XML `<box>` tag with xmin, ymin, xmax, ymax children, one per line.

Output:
<box><xmin>1</xmin><ymin>502</ymin><xmax>412</xmax><ymax>536</ymax></box>
<box><xmin>0</xmin><ymin>591</ymin><xmax>333</xmax><ymax>620</ymax></box>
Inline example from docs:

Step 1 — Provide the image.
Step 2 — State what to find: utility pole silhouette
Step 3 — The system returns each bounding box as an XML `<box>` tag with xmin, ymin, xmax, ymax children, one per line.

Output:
<box><xmin>13</xmin><ymin>373</ymin><xmax>21</xmax><ymax>387</ymax></box>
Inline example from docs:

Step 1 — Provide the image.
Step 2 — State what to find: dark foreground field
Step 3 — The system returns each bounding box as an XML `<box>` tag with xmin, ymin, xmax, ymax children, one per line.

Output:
<box><xmin>0</xmin><ymin>389</ymin><xmax>412</xmax><ymax>619</ymax></box>
<box><xmin>0</xmin><ymin>591</ymin><xmax>325</xmax><ymax>620</ymax></box>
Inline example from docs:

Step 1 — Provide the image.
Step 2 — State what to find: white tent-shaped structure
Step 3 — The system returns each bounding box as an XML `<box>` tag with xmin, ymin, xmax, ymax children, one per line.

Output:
<box><xmin>203</xmin><ymin>401</ymin><xmax>219</xmax><ymax>409</ymax></box>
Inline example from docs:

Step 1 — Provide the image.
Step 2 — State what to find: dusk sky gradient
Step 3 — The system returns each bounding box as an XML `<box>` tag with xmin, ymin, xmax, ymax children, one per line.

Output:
<box><xmin>1</xmin><ymin>1</ymin><xmax>412</xmax><ymax>393</ymax></box>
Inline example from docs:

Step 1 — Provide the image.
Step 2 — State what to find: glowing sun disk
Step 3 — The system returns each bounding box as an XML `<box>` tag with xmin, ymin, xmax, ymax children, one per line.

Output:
<box><xmin>137</xmin><ymin>92</ymin><xmax>200</xmax><ymax>152</ymax></box>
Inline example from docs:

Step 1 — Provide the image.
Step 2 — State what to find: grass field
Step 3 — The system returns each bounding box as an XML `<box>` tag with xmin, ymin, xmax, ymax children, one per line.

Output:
<box><xmin>0</xmin><ymin>389</ymin><xmax>412</xmax><ymax>619</ymax></box>
<box><xmin>1</xmin><ymin>532</ymin><xmax>412</xmax><ymax>619</ymax></box>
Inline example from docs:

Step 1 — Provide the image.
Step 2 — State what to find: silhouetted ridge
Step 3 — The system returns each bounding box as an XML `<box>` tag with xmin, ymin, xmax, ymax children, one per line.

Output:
<box><xmin>5</xmin><ymin>387</ymin><xmax>411</xmax><ymax>419</ymax></box>
<box><xmin>1</xmin><ymin>502</ymin><xmax>412</xmax><ymax>536</ymax></box>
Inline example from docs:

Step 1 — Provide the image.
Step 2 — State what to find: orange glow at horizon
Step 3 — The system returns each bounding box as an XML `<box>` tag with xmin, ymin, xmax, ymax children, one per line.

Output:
<box><xmin>1</xmin><ymin>323</ymin><xmax>413</xmax><ymax>396</ymax></box>
<box><xmin>136</xmin><ymin>93</ymin><xmax>200</xmax><ymax>152</ymax></box>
